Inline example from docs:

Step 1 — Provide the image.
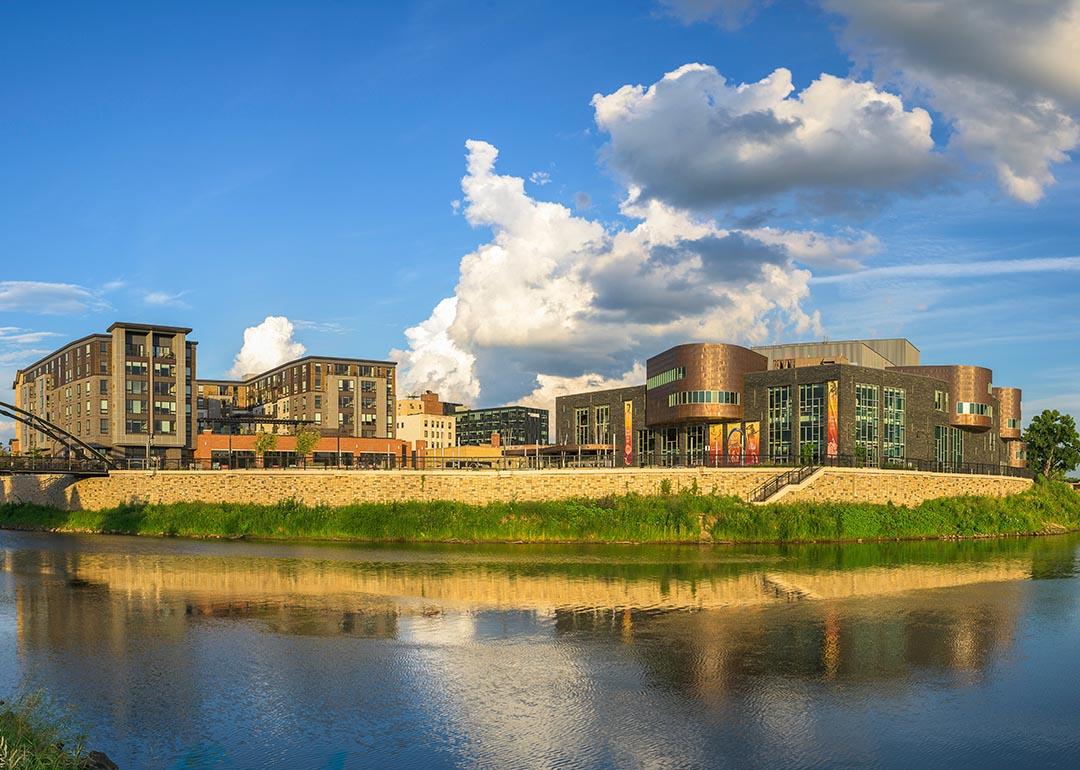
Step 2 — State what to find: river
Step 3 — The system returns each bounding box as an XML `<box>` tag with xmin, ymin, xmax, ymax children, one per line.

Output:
<box><xmin>2</xmin><ymin>530</ymin><xmax>1079</xmax><ymax>769</ymax></box>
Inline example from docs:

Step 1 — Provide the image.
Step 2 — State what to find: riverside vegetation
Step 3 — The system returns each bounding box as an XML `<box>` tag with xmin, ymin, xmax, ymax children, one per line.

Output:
<box><xmin>1</xmin><ymin>479</ymin><xmax>1078</xmax><ymax>544</ymax></box>
<box><xmin>0</xmin><ymin>698</ymin><xmax>115</xmax><ymax>770</ymax></box>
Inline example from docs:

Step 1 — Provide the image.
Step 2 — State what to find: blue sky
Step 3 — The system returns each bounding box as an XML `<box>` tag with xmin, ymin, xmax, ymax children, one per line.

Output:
<box><xmin>2</xmin><ymin>0</ymin><xmax>1079</xmax><ymax>443</ymax></box>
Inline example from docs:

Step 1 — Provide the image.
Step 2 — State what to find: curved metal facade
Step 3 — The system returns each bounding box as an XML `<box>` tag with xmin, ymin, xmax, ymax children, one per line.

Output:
<box><xmin>889</xmin><ymin>364</ymin><xmax>995</xmax><ymax>431</ymax></box>
<box><xmin>994</xmin><ymin>387</ymin><xmax>1022</xmax><ymax>440</ymax></box>
<box><xmin>645</xmin><ymin>343</ymin><xmax>767</xmax><ymax>427</ymax></box>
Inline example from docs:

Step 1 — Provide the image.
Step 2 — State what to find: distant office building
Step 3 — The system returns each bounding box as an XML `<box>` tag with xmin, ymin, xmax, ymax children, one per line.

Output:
<box><xmin>396</xmin><ymin>391</ymin><xmax>457</xmax><ymax>449</ymax></box>
<box><xmin>12</xmin><ymin>322</ymin><xmax>197</xmax><ymax>462</ymax></box>
<box><xmin>196</xmin><ymin>356</ymin><xmax>397</xmax><ymax>439</ymax></box>
<box><xmin>456</xmin><ymin>405</ymin><xmax>549</xmax><ymax>446</ymax></box>
<box><xmin>555</xmin><ymin>338</ymin><xmax>1026</xmax><ymax>469</ymax></box>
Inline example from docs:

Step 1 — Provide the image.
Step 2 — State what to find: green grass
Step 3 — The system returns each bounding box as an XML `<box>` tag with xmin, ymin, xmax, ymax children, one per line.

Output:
<box><xmin>0</xmin><ymin>698</ymin><xmax>89</xmax><ymax>770</ymax></box>
<box><xmin>2</xmin><ymin>479</ymin><xmax>1078</xmax><ymax>545</ymax></box>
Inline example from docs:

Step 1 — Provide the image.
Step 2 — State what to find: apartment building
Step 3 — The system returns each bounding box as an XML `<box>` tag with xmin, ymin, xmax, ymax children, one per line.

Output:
<box><xmin>196</xmin><ymin>356</ymin><xmax>396</xmax><ymax>439</ymax></box>
<box><xmin>396</xmin><ymin>391</ymin><xmax>457</xmax><ymax>449</ymax></box>
<box><xmin>12</xmin><ymin>322</ymin><xmax>197</xmax><ymax>462</ymax></box>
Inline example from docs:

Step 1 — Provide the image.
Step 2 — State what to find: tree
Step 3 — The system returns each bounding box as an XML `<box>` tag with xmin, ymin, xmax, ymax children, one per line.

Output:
<box><xmin>1023</xmin><ymin>409</ymin><xmax>1080</xmax><ymax>479</ymax></box>
<box><xmin>253</xmin><ymin>430</ymin><xmax>278</xmax><ymax>468</ymax></box>
<box><xmin>293</xmin><ymin>425</ymin><xmax>322</xmax><ymax>465</ymax></box>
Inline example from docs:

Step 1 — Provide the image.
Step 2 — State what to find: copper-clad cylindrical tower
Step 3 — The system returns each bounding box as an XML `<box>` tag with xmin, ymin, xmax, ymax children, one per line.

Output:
<box><xmin>645</xmin><ymin>343</ymin><xmax>767</xmax><ymax>428</ymax></box>
<box><xmin>890</xmin><ymin>364</ymin><xmax>995</xmax><ymax>431</ymax></box>
<box><xmin>993</xmin><ymin>386</ymin><xmax>1022</xmax><ymax>440</ymax></box>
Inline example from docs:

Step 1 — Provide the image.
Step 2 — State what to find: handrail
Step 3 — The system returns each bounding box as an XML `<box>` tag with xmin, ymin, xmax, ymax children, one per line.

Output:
<box><xmin>750</xmin><ymin>462</ymin><xmax>819</xmax><ymax>503</ymax></box>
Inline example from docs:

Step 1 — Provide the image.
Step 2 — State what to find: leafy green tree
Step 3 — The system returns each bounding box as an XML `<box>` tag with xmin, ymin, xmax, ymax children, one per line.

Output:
<box><xmin>1023</xmin><ymin>409</ymin><xmax>1080</xmax><ymax>479</ymax></box>
<box><xmin>253</xmin><ymin>430</ymin><xmax>278</xmax><ymax>467</ymax></box>
<box><xmin>293</xmin><ymin>425</ymin><xmax>322</xmax><ymax>464</ymax></box>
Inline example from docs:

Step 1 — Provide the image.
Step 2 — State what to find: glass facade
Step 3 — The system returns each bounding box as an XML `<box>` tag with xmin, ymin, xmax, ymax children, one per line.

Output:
<box><xmin>883</xmin><ymin>387</ymin><xmax>905</xmax><ymax>459</ymax></box>
<box><xmin>646</xmin><ymin>367</ymin><xmax>685</xmax><ymax>390</ymax></box>
<box><xmin>767</xmin><ymin>385</ymin><xmax>792</xmax><ymax>461</ymax></box>
<box><xmin>666</xmin><ymin>390</ymin><xmax>740</xmax><ymax>407</ymax></box>
<box><xmin>574</xmin><ymin>408</ymin><xmax>589</xmax><ymax>445</ymax></box>
<box><xmin>855</xmin><ymin>384</ymin><xmax>879</xmax><ymax>463</ymax></box>
<box><xmin>935</xmin><ymin>425</ymin><xmax>965</xmax><ymax>466</ymax></box>
<box><xmin>798</xmin><ymin>383</ymin><xmax>825</xmax><ymax>460</ymax></box>
<box><xmin>594</xmin><ymin>405</ymin><xmax>610</xmax><ymax>444</ymax></box>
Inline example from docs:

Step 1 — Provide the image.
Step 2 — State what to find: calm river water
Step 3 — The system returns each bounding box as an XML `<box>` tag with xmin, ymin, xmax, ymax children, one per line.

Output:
<box><xmin>2</xmin><ymin>531</ymin><xmax>1080</xmax><ymax>769</ymax></box>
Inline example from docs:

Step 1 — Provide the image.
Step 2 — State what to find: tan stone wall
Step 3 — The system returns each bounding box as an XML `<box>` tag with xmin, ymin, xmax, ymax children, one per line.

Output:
<box><xmin>780</xmin><ymin>467</ymin><xmax>1031</xmax><ymax>506</ymax></box>
<box><xmin>1</xmin><ymin>466</ymin><xmax>1032</xmax><ymax>512</ymax></box>
<box><xmin>7</xmin><ymin>468</ymin><xmax>776</xmax><ymax>511</ymax></box>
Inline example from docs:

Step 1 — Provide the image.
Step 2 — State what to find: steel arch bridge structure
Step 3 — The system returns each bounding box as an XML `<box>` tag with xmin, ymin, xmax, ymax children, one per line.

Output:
<box><xmin>0</xmin><ymin>400</ymin><xmax>115</xmax><ymax>475</ymax></box>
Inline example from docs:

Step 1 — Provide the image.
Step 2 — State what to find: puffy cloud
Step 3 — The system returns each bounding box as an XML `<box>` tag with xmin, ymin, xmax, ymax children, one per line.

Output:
<box><xmin>591</xmin><ymin>64</ymin><xmax>941</xmax><ymax>210</ymax></box>
<box><xmin>529</xmin><ymin>171</ymin><xmax>551</xmax><ymax>186</ymax></box>
<box><xmin>823</xmin><ymin>0</ymin><xmax>1080</xmax><ymax>202</ymax></box>
<box><xmin>658</xmin><ymin>0</ymin><xmax>770</xmax><ymax>29</ymax></box>
<box><xmin>391</xmin><ymin>297</ymin><xmax>479</xmax><ymax>404</ymax></box>
<box><xmin>396</xmin><ymin>140</ymin><xmax>832</xmax><ymax>413</ymax></box>
<box><xmin>0</xmin><ymin>281</ymin><xmax>111</xmax><ymax>314</ymax></box>
<box><xmin>227</xmin><ymin>316</ymin><xmax>306</xmax><ymax>379</ymax></box>
<box><xmin>519</xmin><ymin>363</ymin><xmax>647</xmax><ymax>443</ymax></box>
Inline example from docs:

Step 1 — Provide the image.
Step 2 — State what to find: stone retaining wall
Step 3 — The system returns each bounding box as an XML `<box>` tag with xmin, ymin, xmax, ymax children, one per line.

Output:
<box><xmin>1</xmin><ymin>466</ymin><xmax>1032</xmax><ymax>511</ymax></box>
<box><xmin>780</xmin><ymin>467</ymin><xmax>1032</xmax><ymax>506</ymax></box>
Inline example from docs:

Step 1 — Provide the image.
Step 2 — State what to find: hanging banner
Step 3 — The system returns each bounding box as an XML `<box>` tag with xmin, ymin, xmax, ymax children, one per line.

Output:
<box><xmin>727</xmin><ymin>423</ymin><xmax>744</xmax><ymax>465</ymax></box>
<box><xmin>826</xmin><ymin>380</ymin><xmax>839</xmax><ymax>458</ymax></box>
<box><xmin>623</xmin><ymin>400</ymin><xmax>633</xmax><ymax>467</ymax></box>
<box><xmin>708</xmin><ymin>423</ymin><xmax>725</xmax><ymax>466</ymax></box>
<box><xmin>744</xmin><ymin>421</ymin><xmax>760</xmax><ymax>465</ymax></box>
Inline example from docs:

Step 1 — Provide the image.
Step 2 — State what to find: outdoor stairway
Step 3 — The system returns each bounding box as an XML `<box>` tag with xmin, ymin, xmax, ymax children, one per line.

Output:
<box><xmin>749</xmin><ymin>464</ymin><xmax>821</xmax><ymax>503</ymax></box>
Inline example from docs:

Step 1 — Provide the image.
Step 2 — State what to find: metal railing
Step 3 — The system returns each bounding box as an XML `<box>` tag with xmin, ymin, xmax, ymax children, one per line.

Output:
<box><xmin>750</xmin><ymin>463</ymin><xmax>820</xmax><ymax>503</ymax></box>
<box><xmin>0</xmin><ymin>455</ymin><xmax>111</xmax><ymax>475</ymax></box>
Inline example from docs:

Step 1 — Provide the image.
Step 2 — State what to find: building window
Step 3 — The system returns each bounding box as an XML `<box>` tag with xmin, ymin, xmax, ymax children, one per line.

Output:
<box><xmin>767</xmin><ymin>386</ymin><xmax>791</xmax><ymax>461</ymax></box>
<box><xmin>99</xmin><ymin>380</ymin><xmax>108</xmax><ymax>395</ymax></box>
<box><xmin>125</xmin><ymin>419</ymin><xmax>147</xmax><ymax>434</ymax></box>
<box><xmin>798</xmin><ymin>383</ymin><xmax>825</xmax><ymax>460</ymax></box>
<box><xmin>687</xmin><ymin>425</ymin><xmax>707</xmax><ymax>460</ymax></box>
<box><xmin>100</xmin><ymin>419</ymin><xmax>109</xmax><ymax>434</ymax></box>
<box><xmin>935</xmin><ymin>425</ymin><xmax>965</xmax><ymax>466</ymax></box>
<box><xmin>100</xmin><ymin>399</ymin><xmax>108</xmax><ymax>414</ymax></box>
<box><xmin>666</xmin><ymin>390</ymin><xmax>740</xmax><ymax>407</ymax></box>
<box><xmin>883</xmin><ymin>387</ymin><xmax>905</xmax><ymax>460</ymax></box>
<box><xmin>934</xmin><ymin>390</ymin><xmax>948</xmax><ymax>412</ymax></box>
<box><xmin>1006</xmin><ymin>418</ymin><xmax>1020</xmax><ymax>430</ymax></box>
<box><xmin>574</xmin><ymin>407</ymin><xmax>590</xmax><ymax>445</ymax></box>
<box><xmin>594</xmin><ymin>405</ymin><xmax>610</xmax><ymax>443</ymax></box>
<box><xmin>956</xmin><ymin>401</ymin><xmax>993</xmax><ymax>417</ymax></box>
<box><xmin>855</xmin><ymin>384</ymin><xmax>879</xmax><ymax>463</ymax></box>
<box><xmin>646</xmin><ymin>367</ymin><xmax>685</xmax><ymax>390</ymax></box>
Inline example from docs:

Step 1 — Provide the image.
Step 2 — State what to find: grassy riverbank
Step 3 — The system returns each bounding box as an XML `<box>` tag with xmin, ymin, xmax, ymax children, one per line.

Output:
<box><xmin>0</xmin><ymin>700</ymin><xmax>92</xmax><ymax>770</ymax></box>
<box><xmin>2</xmin><ymin>479</ymin><xmax>1077</xmax><ymax>544</ymax></box>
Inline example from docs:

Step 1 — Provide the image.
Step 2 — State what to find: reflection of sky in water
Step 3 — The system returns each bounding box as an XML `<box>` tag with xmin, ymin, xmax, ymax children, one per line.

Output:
<box><xmin>1</xmin><ymin>531</ymin><xmax>1080</xmax><ymax>769</ymax></box>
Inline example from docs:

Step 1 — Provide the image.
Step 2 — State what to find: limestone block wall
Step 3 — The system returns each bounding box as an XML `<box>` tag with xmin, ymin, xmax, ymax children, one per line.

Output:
<box><xmin>1</xmin><ymin>466</ymin><xmax>1032</xmax><ymax>512</ymax></box>
<box><xmin>14</xmin><ymin>467</ymin><xmax>778</xmax><ymax>511</ymax></box>
<box><xmin>781</xmin><ymin>467</ymin><xmax>1032</xmax><ymax>506</ymax></box>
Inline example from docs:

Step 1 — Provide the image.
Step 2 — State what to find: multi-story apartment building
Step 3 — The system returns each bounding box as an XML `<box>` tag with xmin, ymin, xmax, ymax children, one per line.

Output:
<box><xmin>555</xmin><ymin>338</ymin><xmax>1027</xmax><ymax>470</ymax></box>
<box><xmin>12</xmin><ymin>323</ymin><xmax>197</xmax><ymax>462</ymax></box>
<box><xmin>396</xmin><ymin>391</ymin><xmax>457</xmax><ymax>449</ymax></box>
<box><xmin>456</xmin><ymin>406</ymin><xmax>549</xmax><ymax>446</ymax></box>
<box><xmin>196</xmin><ymin>356</ymin><xmax>396</xmax><ymax>439</ymax></box>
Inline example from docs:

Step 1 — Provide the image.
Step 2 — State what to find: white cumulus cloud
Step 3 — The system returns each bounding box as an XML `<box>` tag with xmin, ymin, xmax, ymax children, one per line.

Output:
<box><xmin>228</xmin><ymin>316</ymin><xmax>307</xmax><ymax>379</ymax></box>
<box><xmin>395</xmin><ymin>140</ymin><xmax>836</xmax><ymax>412</ymax></box>
<box><xmin>592</xmin><ymin>64</ymin><xmax>941</xmax><ymax>210</ymax></box>
<box><xmin>823</xmin><ymin>0</ymin><xmax>1080</xmax><ymax>203</ymax></box>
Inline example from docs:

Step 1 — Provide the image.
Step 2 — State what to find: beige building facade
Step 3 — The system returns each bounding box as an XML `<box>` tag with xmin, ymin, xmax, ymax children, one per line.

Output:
<box><xmin>12</xmin><ymin>322</ymin><xmax>197</xmax><ymax>462</ymax></box>
<box><xmin>396</xmin><ymin>391</ymin><xmax>456</xmax><ymax>449</ymax></box>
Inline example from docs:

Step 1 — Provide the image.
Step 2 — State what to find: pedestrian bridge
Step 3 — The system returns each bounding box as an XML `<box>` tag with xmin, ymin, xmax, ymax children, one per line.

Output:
<box><xmin>0</xmin><ymin>400</ymin><xmax>115</xmax><ymax>477</ymax></box>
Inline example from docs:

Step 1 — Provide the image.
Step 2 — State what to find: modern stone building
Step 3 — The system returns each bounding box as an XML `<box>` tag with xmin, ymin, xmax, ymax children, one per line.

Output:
<box><xmin>12</xmin><ymin>322</ymin><xmax>198</xmax><ymax>462</ymax></box>
<box><xmin>455</xmin><ymin>405</ymin><xmax>549</xmax><ymax>446</ymax></box>
<box><xmin>555</xmin><ymin>338</ymin><xmax>1027</xmax><ymax>469</ymax></box>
